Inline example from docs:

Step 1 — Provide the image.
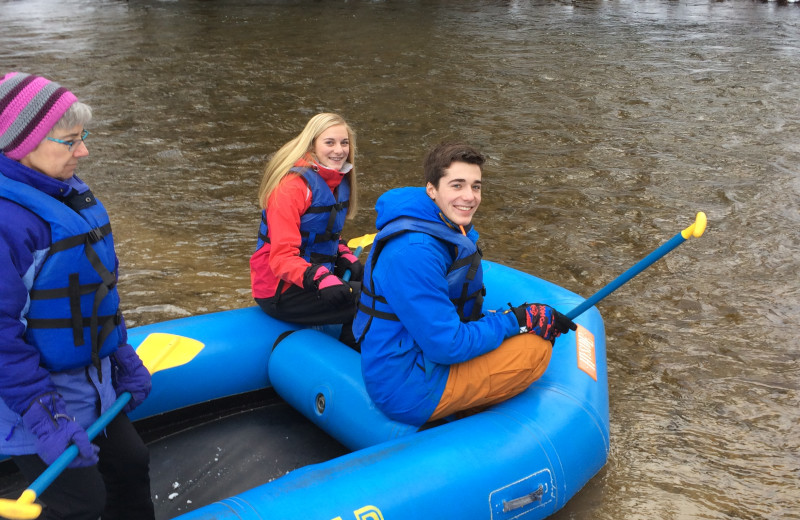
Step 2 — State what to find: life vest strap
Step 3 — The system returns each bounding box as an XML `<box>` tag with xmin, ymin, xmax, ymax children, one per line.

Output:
<box><xmin>453</xmin><ymin>286</ymin><xmax>485</xmax><ymax>322</ymax></box>
<box><xmin>308</xmin><ymin>252</ymin><xmax>337</xmax><ymax>265</ymax></box>
<box><xmin>357</xmin><ymin>284</ymin><xmax>398</xmax><ymax>320</ymax></box>
<box><xmin>84</xmin><ymin>240</ymin><xmax>118</xmax><ymax>380</ymax></box>
<box><xmin>300</xmin><ymin>230</ymin><xmax>341</xmax><ymax>244</ymax></box>
<box><xmin>26</xmin><ymin>311</ymin><xmax>121</xmax><ymax>330</ymax></box>
<box><xmin>449</xmin><ymin>250</ymin><xmax>481</xmax><ymax>277</ymax></box>
<box><xmin>360</xmin><ymin>283</ymin><xmax>388</xmax><ymax>303</ymax></box>
<box><xmin>30</xmin><ymin>280</ymin><xmax>105</xmax><ymax>300</ymax></box>
<box><xmin>305</xmin><ymin>200</ymin><xmax>349</xmax><ymax>214</ymax></box>
<box><xmin>68</xmin><ymin>273</ymin><xmax>83</xmax><ymax>346</ymax></box>
<box><xmin>47</xmin><ymin>222</ymin><xmax>112</xmax><ymax>256</ymax></box>
<box><xmin>357</xmin><ymin>301</ymin><xmax>400</xmax><ymax>322</ymax></box>
<box><xmin>261</xmin><ymin>230</ymin><xmax>341</xmax><ymax>246</ymax></box>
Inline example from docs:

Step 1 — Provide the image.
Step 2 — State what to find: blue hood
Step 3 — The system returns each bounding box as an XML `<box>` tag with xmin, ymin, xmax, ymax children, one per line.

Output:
<box><xmin>375</xmin><ymin>187</ymin><xmax>441</xmax><ymax>229</ymax></box>
<box><xmin>374</xmin><ymin>187</ymin><xmax>478</xmax><ymax>241</ymax></box>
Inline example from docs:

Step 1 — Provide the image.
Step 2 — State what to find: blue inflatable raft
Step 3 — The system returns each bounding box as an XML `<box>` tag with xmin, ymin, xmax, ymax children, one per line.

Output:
<box><xmin>120</xmin><ymin>260</ymin><xmax>609</xmax><ymax>520</ymax></box>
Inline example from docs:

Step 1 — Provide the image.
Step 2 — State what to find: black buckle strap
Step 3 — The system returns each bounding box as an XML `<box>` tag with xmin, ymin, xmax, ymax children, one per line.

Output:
<box><xmin>27</xmin><ymin>313</ymin><xmax>120</xmax><ymax>330</ymax></box>
<box><xmin>300</xmin><ymin>230</ymin><xmax>341</xmax><ymax>244</ymax></box>
<box><xmin>87</xmin><ymin>227</ymin><xmax>104</xmax><ymax>243</ymax></box>
<box><xmin>309</xmin><ymin>252</ymin><xmax>337</xmax><ymax>265</ymax></box>
<box><xmin>48</xmin><ymin>223</ymin><xmax>112</xmax><ymax>256</ymax></box>
<box><xmin>360</xmin><ymin>284</ymin><xmax>389</xmax><ymax>304</ymax></box>
<box><xmin>259</xmin><ymin>212</ymin><xmax>270</xmax><ymax>244</ymax></box>
<box><xmin>357</xmin><ymin>301</ymin><xmax>400</xmax><ymax>321</ymax></box>
<box><xmin>83</xmin><ymin>241</ymin><xmax>117</xmax><ymax>381</ymax></box>
<box><xmin>448</xmin><ymin>250</ymin><xmax>481</xmax><ymax>279</ymax></box>
<box><xmin>30</xmin><ymin>281</ymin><xmax>102</xmax><ymax>300</ymax></box>
<box><xmin>68</xmin><ymin>273</ymin><xmax>83</xmax><ymax>346</ymax></box>
<box><xmin>305</xmin><ymin>200</ymin><xmax>349</xmax><ymax>214</ymax></box>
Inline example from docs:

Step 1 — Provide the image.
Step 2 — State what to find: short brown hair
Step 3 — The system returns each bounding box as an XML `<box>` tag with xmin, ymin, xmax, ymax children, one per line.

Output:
<box><xmin>423</xmin><ymin>142</ymin><xmax>485</xmax><ymax>188</ymax></box>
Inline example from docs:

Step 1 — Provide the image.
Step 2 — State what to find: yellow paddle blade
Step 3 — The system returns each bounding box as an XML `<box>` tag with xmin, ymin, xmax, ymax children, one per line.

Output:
<box><xmin>0</xmin><ymin>490</ymin><xmax>41</xmax><ymax>520</ymax></box>
<box><xmin>347</xmin><ymin>233</ymin><xmax>376</xmax><ymax>251</ymax></box>
<box><xmin>680</xmin><ymin>211</ymin><xmax>708</xmax><ymax>239</ymax></box>
<box><xmin>135</xmin><ymin>333</ymin><xmax>205</xmax><ymax>375</ymax></box>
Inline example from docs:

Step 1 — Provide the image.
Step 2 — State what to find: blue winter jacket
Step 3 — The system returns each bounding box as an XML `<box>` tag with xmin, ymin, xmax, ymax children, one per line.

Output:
<box><xmin>353</xmin><ymin>187</ymin><xmax>519</xmax><ymax>426</ymax></box>
<box><xmin>0</xmin><ymin>154</ymin><xmax>118</xmax><ymax>455</ymax></box>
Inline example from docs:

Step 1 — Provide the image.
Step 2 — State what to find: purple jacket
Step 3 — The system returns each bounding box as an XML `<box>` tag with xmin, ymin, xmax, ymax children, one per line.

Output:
<box><xmin>0</xmin><ymin>154</ymin><xmax>117</xmax><ymax>455</ymax></box>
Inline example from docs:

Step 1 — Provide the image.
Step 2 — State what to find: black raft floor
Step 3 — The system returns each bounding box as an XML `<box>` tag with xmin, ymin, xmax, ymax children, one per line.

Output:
<box><xmin>0</xmin><ymin>390</ymin><xmax>349</xmax><ymax>520</ymax></box>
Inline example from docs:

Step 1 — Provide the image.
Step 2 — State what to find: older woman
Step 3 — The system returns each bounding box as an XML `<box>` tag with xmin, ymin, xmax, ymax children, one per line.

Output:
<box><xmin>0</xmin><ymin>72</ymin><xmax>154</xmax><ymax>519</ymax></box>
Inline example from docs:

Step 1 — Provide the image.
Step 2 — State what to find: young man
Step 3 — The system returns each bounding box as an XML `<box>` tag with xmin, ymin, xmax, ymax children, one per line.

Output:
<box><xmin>353</xmin><ymin>142</ymin><xmax>576</xmax><ymax>427</ymax></box>
<box><xmin>0</xmin><ymin>72</ymin><xmax>155</xmax><ymax>519</ymax></box>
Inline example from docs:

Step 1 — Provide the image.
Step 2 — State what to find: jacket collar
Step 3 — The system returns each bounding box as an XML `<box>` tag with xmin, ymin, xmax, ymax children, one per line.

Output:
<box><xmin>0</xmin><ymin>153</ymin><xmax>85</xmax><ymax>199</ymax></box>
<box><xmin>295</xmin><ymin>154</ymin><xmax>351</xmax><ymax>191</ymax></box>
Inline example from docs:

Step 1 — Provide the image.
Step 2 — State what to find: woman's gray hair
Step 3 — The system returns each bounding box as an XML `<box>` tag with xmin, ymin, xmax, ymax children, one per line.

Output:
<box><xmin>50</xmin><ymin>102</ymin><xmax>92</xmax><ymax>134</ymax></box>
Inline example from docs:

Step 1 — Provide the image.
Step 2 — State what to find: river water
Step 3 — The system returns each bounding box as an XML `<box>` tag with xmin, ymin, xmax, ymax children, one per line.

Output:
<box><xmin>1</xmin><ymin>0</ymin><xmax>798</xmax><ymax>518</ymax></box>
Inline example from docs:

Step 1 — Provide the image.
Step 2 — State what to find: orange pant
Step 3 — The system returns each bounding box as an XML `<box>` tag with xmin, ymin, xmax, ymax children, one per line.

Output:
<box><xmin>429</xmin><ymin>334</ymin><xmax>552</xmax><ymax>422</ymax></box>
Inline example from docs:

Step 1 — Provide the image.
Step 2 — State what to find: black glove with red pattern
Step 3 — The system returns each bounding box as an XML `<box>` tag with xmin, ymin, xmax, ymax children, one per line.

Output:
<box><xmin>512</xmin><ymin>303</ymin><xmax>576</xmax><ymax>344</ymax></box>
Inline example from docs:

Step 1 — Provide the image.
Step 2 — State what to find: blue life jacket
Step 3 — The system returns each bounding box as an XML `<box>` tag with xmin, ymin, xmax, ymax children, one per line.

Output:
<box><xmin>0</xmin><ymin>172</ymin><xmax>123</xmax><ymax>373</ymax></box>
<box><xmin>355</xmin><ymin>216</ymin><xmax>485</xmax><ymax>343</ymax></box>
<box><xmin>256</xmin><ymin>166</ymin><xmax>350</xmax><ymax>274</ymax></box>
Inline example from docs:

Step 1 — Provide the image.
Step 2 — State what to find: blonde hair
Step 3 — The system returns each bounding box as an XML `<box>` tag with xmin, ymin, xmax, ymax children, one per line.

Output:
<box><xmin>257</xmin><ymin>113</ymin><xmax>358</xmax><ymax>218</ymax></box>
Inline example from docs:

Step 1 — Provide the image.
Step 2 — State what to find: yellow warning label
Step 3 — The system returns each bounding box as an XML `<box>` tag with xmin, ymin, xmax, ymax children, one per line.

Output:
<box><xmin>576</xmin><ymin>325</ymin><xmax>597</xmax><ymax>381</ymax></box>
<box><xmin>354</xmin><ymin>506</ymin><xmax>384</xmax><ymax>520</ymax></box>
<box><xmin>332</xmin><ymin>505</ymin><xmax>384</xmax><ymax>520</ymax></box>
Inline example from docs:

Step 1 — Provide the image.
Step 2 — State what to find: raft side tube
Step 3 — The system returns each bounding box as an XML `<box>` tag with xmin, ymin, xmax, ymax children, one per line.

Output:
<box><xmin>127</xmin><ymin>307</ymin><xmax>297</xmax><ymax>421</ymax></box>
<box><xmin>269</xmin><ymin>328</ymin><xmax>418</xmax><ymax>451</ymax></box>
<box><xmin>173</xmin><ymin>386</ymin><xmax>607</xmax><ymax>520</ymax></box>
<box><xmin>482</xmin><ymin>260</ymin><xmax>611</xmax><ymax>436</ymax></box>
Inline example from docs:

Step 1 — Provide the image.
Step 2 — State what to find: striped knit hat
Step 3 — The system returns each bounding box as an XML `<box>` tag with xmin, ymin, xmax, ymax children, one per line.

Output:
<box><xmin>0</xmin><ymin>72</ymin><xmax>78</xmax><ymax>160</ymax></box>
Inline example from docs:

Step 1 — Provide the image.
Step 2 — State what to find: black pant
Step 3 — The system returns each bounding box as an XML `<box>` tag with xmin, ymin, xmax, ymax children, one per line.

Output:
<box><xmin>13</xmin><ymin>412</ymin><xmax>154</xmax><ymax>520</ymax></box>
<box><xmin>255</xmin><ymin>283</ymin><xmax>360</xmax><ymax>349</ymax></box>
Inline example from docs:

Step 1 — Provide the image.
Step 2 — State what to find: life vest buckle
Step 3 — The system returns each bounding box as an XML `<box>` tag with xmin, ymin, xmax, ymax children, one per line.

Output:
<box><xmin>87</xmin><ymin>227</ymin><xmax>105</xmax><ymax>243</ymax></box>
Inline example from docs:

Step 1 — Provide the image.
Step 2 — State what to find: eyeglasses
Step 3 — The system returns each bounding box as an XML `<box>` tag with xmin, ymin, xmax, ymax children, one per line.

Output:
<box><xmin>46</xmin><ymin>129</ymin><xmax>90</xmax><ymax>151</ymax></box>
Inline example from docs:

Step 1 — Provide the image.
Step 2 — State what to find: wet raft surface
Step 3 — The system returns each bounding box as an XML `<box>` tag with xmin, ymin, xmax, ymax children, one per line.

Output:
<box><xmin>0</xmin><ymin>393</ymin><xmax>348</xmax><ymax>520</ymax></box>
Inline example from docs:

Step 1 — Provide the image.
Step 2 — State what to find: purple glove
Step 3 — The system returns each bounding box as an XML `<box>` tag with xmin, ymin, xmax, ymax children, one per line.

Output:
<box><xmin>112</xmin><ymin>344</ymin><xmax>152</xmax><ymax>414</ymax></box>
<box><xmin>513</xmin><ymin>303</ymin><xmax>577</xmax><ymax>344</ymax></box>
<box><xmin>21</xmin><ymin>393</ymin><xmax>98</xmax><ymax>468</ymax></box>
<box><xmin>303</xmin><ymin>264</ymin><xmax>356</xmax><ymax>306</ymax></box>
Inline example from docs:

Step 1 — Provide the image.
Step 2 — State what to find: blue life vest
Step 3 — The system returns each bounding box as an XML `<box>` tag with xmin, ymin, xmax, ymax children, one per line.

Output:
<box><xmin>0</xmin><ymin>173</ymin><xmax>123</xmax><ymax>372</ymax></box>
<box><xmin>256</xmin><ymin>166</ymin><xmax>350</xmax><ymax>270</ymax></box>
<box><xmin>355</xmin><ymin>216</ymin><xmax>485</xmax><ymax>342</ymax></box>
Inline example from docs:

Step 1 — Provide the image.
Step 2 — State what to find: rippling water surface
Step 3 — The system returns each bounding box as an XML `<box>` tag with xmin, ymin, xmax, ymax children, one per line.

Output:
<box><xmin>2</xmin><ymin>1</ymin><xmax>798</xmax><ymax>518</ymax></box>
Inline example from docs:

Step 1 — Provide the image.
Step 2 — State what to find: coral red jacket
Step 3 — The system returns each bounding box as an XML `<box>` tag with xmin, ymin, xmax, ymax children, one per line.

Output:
<box><xmin>250</xmin><ymin>157</ymin><xmax>350</xmax><ymax>299</ymax></box>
